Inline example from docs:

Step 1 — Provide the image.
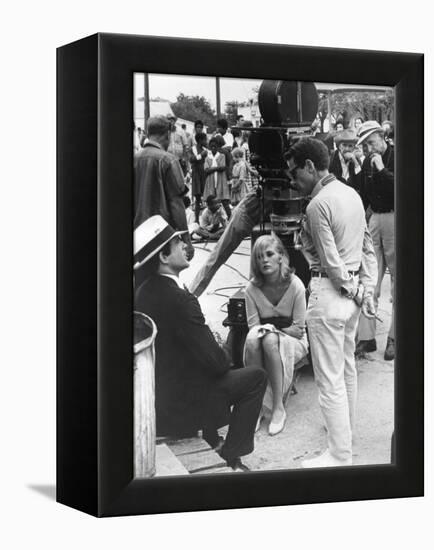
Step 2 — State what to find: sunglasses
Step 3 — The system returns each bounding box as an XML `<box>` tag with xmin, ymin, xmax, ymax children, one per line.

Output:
<box><xmin>288</xmin><ymin>163</ymin><xmax>302</xmax><ymax>180</ymax></box>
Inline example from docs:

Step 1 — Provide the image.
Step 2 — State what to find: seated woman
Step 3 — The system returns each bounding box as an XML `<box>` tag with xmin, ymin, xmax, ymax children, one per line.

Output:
<box><xmin>244</xmin><ymin>234</ymin><xmax>308</xmax><ymax>435</ymax></box>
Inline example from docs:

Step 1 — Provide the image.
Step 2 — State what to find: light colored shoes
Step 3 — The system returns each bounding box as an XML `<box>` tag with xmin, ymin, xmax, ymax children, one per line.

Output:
<box><xmin>268</xmin><ymin>410</ymin><xmax>287</xmax><ymax>436</ymax></box>
<box><xmin>301</xmin><ymin>449</ymin><xmax>352</xmax><ymax>469</ymax></box>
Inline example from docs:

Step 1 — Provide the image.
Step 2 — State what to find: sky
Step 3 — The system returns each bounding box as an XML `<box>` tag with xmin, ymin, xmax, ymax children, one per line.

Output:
<box><xmin>133</xmin><ymin>73</ymin><xmax>391</xmax><ymax>121</ymax></box>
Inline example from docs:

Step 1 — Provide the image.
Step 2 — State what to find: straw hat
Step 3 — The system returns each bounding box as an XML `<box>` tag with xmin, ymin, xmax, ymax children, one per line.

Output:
<box><xmin>356</xmin><ymin>120</ymin><xmax>383</xmax><ymax>145</ymax></box>
<box><xmin>133</xmin><ymin>215</ymin><xmax>187</xmax><ymax>269</ymax></box>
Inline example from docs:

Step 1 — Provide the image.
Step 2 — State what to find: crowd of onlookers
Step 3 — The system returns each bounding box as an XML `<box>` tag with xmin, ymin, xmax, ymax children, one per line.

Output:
<box><xmin>135</xmin><ymin>115</ymin><xmax>259</xmax><ymax>243</ymax></box>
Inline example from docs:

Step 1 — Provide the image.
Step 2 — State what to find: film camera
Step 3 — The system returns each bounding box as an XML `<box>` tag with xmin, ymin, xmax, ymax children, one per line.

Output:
<box><xmin>224</xmin><ymin>81</ymin><xmax>318</xmax><ymax>367</ymax></box>
<box><xmin>242</xmin><ymin>80</ymin><xmax>319</xmax><ymax>285</ymax></box>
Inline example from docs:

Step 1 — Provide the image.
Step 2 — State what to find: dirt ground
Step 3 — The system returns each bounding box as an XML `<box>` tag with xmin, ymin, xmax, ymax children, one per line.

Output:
<box><xmin>180</xmin><ymin>238</ymin><xmax>394</xmax><ymax>471</ymax></box>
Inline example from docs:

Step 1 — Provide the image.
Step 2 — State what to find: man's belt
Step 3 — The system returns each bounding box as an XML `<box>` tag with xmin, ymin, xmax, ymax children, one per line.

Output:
<box><xmin>311</xmin><ymin>270</ymin><xmax>359</xmax><ymax>278</ymax></box>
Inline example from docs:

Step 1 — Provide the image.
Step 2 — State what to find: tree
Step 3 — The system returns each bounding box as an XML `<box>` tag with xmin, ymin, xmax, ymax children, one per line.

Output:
<box><xmin>170</xmin><ymin>93</ymin><xmax>217</xmax><ymax>132</ymax></box>
<box><xmin>316</xmin><ymin>89</ymin><xmax>395</xmax><ymax>129</ymax></box>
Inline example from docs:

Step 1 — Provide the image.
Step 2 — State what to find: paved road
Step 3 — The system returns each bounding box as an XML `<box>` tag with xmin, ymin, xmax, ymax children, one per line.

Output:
<box><xmin>180</xmin><ymin>239</ymin><xmax>394</xmax><ymax>471</ymax></box>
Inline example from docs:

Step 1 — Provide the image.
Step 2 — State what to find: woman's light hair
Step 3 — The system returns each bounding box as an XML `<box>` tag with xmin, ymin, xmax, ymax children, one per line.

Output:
<box><xmin>250</xmin><ymin>233</ymin><xmax>294</xmax><ymax>287</ymax></box>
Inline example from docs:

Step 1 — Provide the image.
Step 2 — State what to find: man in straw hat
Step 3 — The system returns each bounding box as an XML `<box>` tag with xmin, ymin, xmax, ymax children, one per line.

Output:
<box><xmin>134</xmin><ymin>215</ymin><xmax>267</xmax><ymax>472</ymax></box>
<box><xmin>355</xmin><ymin>120</ymin><xmax>395</xmax><ymax>361</ymax></box>
<box><xmin>329</xmin><ymin>129</ymin><xmax>364</xmax><ymax>192</ymax></box>
<box><xmin>285</xmin><ymin>137</ymin><xmax>377</xmax><ymax>468</ymax></box>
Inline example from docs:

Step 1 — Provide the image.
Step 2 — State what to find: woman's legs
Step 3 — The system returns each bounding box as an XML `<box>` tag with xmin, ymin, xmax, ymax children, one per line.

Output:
<box><xmin>261</xmin><ymin>333</ymin><xmax>285</xmax><ymax>422</ymax></box>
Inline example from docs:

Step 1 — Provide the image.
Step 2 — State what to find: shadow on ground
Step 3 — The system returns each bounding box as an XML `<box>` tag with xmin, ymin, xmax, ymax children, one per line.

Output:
<box><xmin>27</xmin><ymin>484</ymin><xmax>56</xmax><ymax>501</ymax></box>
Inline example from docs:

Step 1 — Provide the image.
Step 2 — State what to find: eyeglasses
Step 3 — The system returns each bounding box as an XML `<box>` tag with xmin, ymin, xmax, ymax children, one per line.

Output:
<box><xmin>288</xmin><ymin>164</ymin><xmax>301</xmax><ymax>180</ymax></box>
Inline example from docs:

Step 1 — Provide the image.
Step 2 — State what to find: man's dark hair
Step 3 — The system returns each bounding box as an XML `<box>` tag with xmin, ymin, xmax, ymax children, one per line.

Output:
<box><xmin>147</xmin><ymin>116</ymin><xmax>170</xmax><ymax>137</ymax></box>
<box><xmin>206</xmin><ymin>194</ymin><xmax>217</xmax><ymax>206</ymax></box>
<box><xmin>194</xmin><ymin>119</ymin><xmax>204</xmax><ymax>128</ymax></box>
<box><xmin>284</xmin><ymin>137</ymin><xmax>330</xmax><ymax>171</ymax></box>
<box><xmin>194</xmin><ymin>132</ymin><xmax>207</xmax><ymax>144</ymax></box>
<box><xmin>182</xmin><ymin>195</ymin><xmax>191</xmax><ymax>208</ymax></box>
<box><xmin>236</xmin><ymin>114</ymin><xmax>244</xmax><ymax>121</ymax></box>
<box><xmin>146</xmin><ymin>239</ymin><xmax>173</xmax><ymax>274</ymax></box>
<box><xmin>217</xmin><ymin>118</ymin><xmax>228</xmax><ymax>130</ymax></box>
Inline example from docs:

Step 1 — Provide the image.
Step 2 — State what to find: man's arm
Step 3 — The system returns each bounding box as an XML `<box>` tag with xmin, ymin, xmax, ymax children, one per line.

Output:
<box><xmin>175</xmin><ymin>292</ymin><xmax>230</xmax><ymax>377</ymax></box>
<box><xmin>307</xmin><ymin>201</ymin><xmax>354</xmax><ymax>292</ymax></box>
<box><xmin>359</xmin><ymin>224</ymin><xmax>378</xmax><ymax>296</ymax></box>
<box><xmin>371</xmin><ymin>147</ymin><xmax>394</xmax><ymax>196</ymax></box>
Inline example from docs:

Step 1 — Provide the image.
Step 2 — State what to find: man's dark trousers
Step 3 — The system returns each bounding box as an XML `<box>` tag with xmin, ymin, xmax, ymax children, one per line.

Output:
<box><xmin>203</xmin><ymin>366</ymin><xmax>266</xmax><ymax>461</ymax></box>
<box><xmin>135</xmin><ymin>273</ymin><xmax>266</xmax><ymax>463</ymax></box>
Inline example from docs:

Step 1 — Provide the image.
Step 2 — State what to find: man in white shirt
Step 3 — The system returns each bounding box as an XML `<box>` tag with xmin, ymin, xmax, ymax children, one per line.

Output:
<box><xmin>285</xmin><ymin>137</ymin><xmax>377</xmax><ymax>468</ymax></box>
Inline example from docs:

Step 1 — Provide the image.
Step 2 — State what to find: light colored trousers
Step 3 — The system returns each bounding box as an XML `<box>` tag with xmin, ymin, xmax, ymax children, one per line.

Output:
<box><xmin>358</xmin><ymin>212</ymin><xmax>395</xmax><ymax>340</ymax></box>
<box><xmin>307</xmin><ymin>276</ymin><xmax>361</xmax><ymax>460</ymax></box>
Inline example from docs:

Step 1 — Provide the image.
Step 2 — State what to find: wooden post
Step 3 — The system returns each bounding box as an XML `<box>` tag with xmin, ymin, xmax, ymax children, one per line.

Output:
<box><xmin>144</xmin><ymin>73</ymin><xmax>150</xmax><ymax>132</ymax></box>
<box><xmin>133</xmin><ymin>313</ymin><xmax>157</xmax><ymax>477</ymax></box>
<box><xmin>327</xmin><ymin>90</ymin><xmax>332</xmax><ymax>130</ymax></box>
<box><xmin>216</xmin><ymin>76</ymin><xmax>221</xmax><ymax>119</ymax></box>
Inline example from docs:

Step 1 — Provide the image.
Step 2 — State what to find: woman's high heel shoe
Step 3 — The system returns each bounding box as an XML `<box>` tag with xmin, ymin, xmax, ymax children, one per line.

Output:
<box><xmin>268</xmin><ymin>410</ymin><xmax>287</xmax><ymax>436</ymax></box>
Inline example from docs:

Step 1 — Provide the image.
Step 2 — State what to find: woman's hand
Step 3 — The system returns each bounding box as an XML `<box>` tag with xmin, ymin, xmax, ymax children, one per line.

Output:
<box><xmin>285</xmin><ymin>325</ymin><xmax>304</xmax><ymax>340</ymax></box>
<box><xmin>257</xmin><ymin>323</ymin><xmax>277</xmax><ymax>338</ymax></box>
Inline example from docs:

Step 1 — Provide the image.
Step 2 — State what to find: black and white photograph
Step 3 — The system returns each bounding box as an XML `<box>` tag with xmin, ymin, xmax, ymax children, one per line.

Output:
<box><xmin>4</xmin><ymin>0</ymin><xmax>430</xmax><ymax>544</ymax></box>
<box><xmin>132</xmin><ymin>73</ymin><xmax>396</xmax><ymax>476</ymax></box>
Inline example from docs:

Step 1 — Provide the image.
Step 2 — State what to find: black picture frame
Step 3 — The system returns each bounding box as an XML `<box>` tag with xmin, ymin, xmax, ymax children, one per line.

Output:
<box><xmin>57</xmin><ymin>33</ymin><xmax>424</xmax><ymax>517</ymax></box>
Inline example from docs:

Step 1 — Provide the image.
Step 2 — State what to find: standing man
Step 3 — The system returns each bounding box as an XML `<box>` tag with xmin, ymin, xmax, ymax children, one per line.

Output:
<box><xmin>134</xmin><ymin>215</ymin><xmax>267</xmax><ymax>471</ymax></box>
<box><xmin>167</xmin><ymin>115</ymin><xmax>188</xmax><ymax>174</ymax></box>
<box><xmin>329</xmin><ymin>129</ymin><xmax>363</xmax><ymax>193</ymax></box>
<box><xmin>356</xmin><ymin>121</ymin><xmax>395</xmax><ymax>360</ymax></box>
<box><xmin>285</xmin><ymin>138</ymin><xmax>377</xmax><ymax>468</ymax></box>
<box><xmin>134</xmin><ymin>116</ymin><xmax>194</xmax><ymax>262</ymax></box>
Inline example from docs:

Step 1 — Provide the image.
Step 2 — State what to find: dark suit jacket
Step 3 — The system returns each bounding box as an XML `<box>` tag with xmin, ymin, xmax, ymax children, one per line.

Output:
<box><xmin>359</xmin><ymin>144</ymin><xmax>394</xmax><ymax>212</ymax></box>
<box><xmin>135</xmin><ymin>274</ymin><xmax>231</xmax><ymax>436</ymax></box>
<box><xmin>329</xmin><ymin>150</ymin><xmax>362</xmax><ymax>193</ymax></box>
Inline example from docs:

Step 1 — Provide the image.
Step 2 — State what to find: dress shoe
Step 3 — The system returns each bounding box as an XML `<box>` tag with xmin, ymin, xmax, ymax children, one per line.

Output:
<box><xmin>355</xmin><ymin>338</ymin><xmax>377</xmax><ymax>357</ymax></box>
<box><xmin>384</xmin><ymin>337</ymin><xmax>395</xmax><ymax>361</ymax></box>
<box><xmin>268</xmin><ymin>410</ymin><xmax>287</xmax><ymax>436</ymax></box>
<box><xmin>301</xmin><ymin>449</ymin><xmax>352</xmax><ymax>469</ymax></box>
<box><xmin>226</xmin><ymin>457</ymin><xmax>250</xmax><ymax>472</ymax></box>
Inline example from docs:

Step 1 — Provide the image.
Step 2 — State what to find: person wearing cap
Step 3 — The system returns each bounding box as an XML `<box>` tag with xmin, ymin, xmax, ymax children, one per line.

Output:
<box><xmin>329</xmin><ymin>129</ymin><xmax>363</xmax><ymax>193</ymax></box>
<box><xmin>134</xmin><ymin>115</ymin><xmax>194</xmax><ymax>266</ymax></box>
<box><xmin>355</xmin><ymin>120</ymin><xmax>395</xmax><ymax>361</ymax></box>
<box><xmin>134</xmin><ymin>215</ymin><xmax>267</xmax><ymax>472</ymax></box>
<box><xmin>285</xmin><ymin>137</ymin><xmax>377</xmax><ymax>468</ymax></box>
